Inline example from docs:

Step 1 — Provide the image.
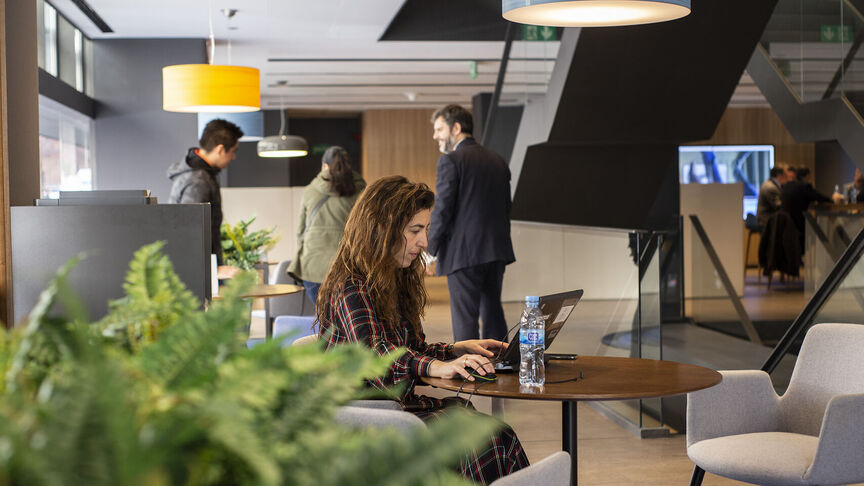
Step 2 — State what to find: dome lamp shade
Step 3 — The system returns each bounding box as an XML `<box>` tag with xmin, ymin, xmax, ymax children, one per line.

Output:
<box><xmin>257</xmin><ymin>135</ymin><xmax>308</xmax><ymax>158</ymax></box>
<box><xmin>501</xmin><ymin>0</ymin><xmax>691</xmax><ymax>27</ymax></box>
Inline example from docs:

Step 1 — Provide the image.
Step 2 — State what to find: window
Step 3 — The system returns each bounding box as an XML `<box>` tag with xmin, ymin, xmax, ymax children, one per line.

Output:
<box><xmin>39</xmin><ymin>1</ymin><xmax>90</xmax><ymax>94</ymax></box>
<box><xmin>38</xmin><ymin>95</ymin><xmax>95</xmax><ymax>198</ymax></box>
<box><xmin>42</xmin><ymin>1</ymin><xmax>58</xmax><ymax>76</ymax></box>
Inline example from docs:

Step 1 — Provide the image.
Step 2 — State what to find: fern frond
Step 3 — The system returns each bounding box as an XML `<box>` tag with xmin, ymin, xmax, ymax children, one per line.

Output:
<box><xmin>99</xmin><ymin>241</ymin><xmax>200</xmax><ymax>352</ymax></box>
<box><xmin>135</xmin><ymin>272</ymin><xmax>254</xmax><ymax>391</ymax></box>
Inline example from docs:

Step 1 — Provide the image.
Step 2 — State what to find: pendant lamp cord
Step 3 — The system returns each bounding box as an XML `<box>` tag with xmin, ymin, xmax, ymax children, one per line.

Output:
<box><xmin>208</xmin><ymin>0</ymin><xmax>215</xmax><ymax>64</ymax></box>
<box><xmin>279</xmin><ymin>95</ymin><xmax>286</xmax><ymax>136</ymax></box>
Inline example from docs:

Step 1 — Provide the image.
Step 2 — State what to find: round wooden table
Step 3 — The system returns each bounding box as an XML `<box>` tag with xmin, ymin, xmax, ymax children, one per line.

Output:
<box><xmin>237</xmin><ymin>283</ymin><xmax>303</xmax><ymax>300</ymax></box>
<box><xmin>216</xmin><ymin>283</ymin><xmax>304</xmax><ymax>338</ymax></box>
<box><xmin>422</xmin><ymin>356</ymin><xmax>721</xmax><ymax>486</ymax></box>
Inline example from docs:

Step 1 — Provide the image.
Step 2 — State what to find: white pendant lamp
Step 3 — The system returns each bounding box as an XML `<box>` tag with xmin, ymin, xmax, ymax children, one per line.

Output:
<box><xmin>502</xmin><ymin>0</ymin><xmax>691</xmax><ymax>27</ymax></box>
<box><xmin>257</xmin><ymin>106</ymin><xmax>308</xmax><ymax>158</ymax></box>
<box><xmin>198</xmin><ymin>112</ymin><xmax>264</xmax><ymax>142</ymax></box>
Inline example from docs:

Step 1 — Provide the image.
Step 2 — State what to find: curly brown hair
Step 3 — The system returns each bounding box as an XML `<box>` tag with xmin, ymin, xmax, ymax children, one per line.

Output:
<box><xmin>317</xmin><ymin>175</ymin><xmax>435</xmax><ymax>337</ymax></box>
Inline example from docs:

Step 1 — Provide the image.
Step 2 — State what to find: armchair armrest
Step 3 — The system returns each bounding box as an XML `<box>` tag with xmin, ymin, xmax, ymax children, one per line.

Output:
<box><xmin>687</xmin><ymin>370</ymin><xmax>781</xmax><ymax>447</ymax></box>
<box><xmin>347</xmin><ymin>399</ymin><xmax>403</xmax><ymax>411</ymax></box>
<box><xmin>806</xmin><ymin>393</ymin><xmax>864</xmax><ymax>485</ymax></box>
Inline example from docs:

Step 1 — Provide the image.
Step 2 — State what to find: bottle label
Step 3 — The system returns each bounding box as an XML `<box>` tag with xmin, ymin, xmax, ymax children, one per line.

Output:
<box><xmin>520</xmin><ymin>329</ymin><xmax>544</xmax><ymax>346</ymax></box>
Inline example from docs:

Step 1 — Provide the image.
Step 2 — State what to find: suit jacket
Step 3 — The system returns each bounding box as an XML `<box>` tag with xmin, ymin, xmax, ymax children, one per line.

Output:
<box><xmin>781</xmin><ymin>179</ymin><xmax>831</xmax><ymax>235</ymax></box>
<box><xmin>756</xmin><ymin>178</ymin><xmax>781</xmax><ymax>227</ymax></box>
<box><xmin>428</xmin><ymin>138</ymin><xmax>516</xmax><ymax>275</ymax></box>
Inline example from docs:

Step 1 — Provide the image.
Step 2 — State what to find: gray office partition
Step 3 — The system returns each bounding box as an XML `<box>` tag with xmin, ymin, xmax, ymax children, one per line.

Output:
<box><xmin>11</xmin><ymin>204</ymin><xmax>211</xmax><ymax>325</ymax></box>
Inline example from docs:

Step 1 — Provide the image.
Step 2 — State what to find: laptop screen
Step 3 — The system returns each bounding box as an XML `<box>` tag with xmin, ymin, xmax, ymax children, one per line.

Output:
<box><xmin>495</xmin><ymin>289</ymin><xmax>583</xmax><ymax>369</ymax></box>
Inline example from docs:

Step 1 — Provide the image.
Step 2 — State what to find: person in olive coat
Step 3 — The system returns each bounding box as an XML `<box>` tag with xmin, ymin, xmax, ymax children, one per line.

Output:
<box><xmin>288</xmin><ymin>146</ymin><xmax>366</xmax><ymax>305</ymax></box>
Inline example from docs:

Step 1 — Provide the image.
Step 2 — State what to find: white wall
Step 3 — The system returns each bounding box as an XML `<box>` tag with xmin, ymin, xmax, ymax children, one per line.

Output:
<box><xmin>503</xmin><ymin>221</ymin><xmax>639</xmax><ymax>302</ymax></box>
<box><xmin>680</xmin><ymin>183</ymin><xmax>745</xmax><ymax>297</ymax></box>
<box><xmin>221</xmin><ymin>187</ymin><xmax>305</xmax><ymax>265</ymax></box>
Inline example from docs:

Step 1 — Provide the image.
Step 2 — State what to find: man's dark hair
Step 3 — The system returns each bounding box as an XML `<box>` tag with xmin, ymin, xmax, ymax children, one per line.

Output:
<box><xmin>199</xmin><ymin>119</ymin><xmax>244</xmax><ymax>152</ymax></box>
<box><xmin>769</xmin><ymin>167</ymin><xmax>784</xmax><ymax>178</ymax></box>
<box><xmin>431</xmin><ymin>104</ymin><xmax>473</xmax><ymax>135</ymax></box>
<box><xmin>796</xmin><ymin>167</ymin><xmax>810</xmax><ymax>180</ymax></box>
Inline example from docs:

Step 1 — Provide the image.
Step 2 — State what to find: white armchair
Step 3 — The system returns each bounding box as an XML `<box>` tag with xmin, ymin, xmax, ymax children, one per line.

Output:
<box><xmin>687</xmin><ymin>323</ymin><xmax>864</xmax><ymax>486</ymax></box>
<box><xmin>334</xmin><ymin>407</ymin><xmax>570</xmax><ymax>485</ymax></box>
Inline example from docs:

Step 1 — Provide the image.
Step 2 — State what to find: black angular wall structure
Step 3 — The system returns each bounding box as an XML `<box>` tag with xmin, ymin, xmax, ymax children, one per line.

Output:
<box><xmin>512</xmin><ymin>0</ymin><xmax>780</xmax><ymax>230</ymax></box>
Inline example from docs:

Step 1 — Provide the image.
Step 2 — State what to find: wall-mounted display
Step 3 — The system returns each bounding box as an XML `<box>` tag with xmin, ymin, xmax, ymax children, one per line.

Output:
<box><xmin>679</xmin><ymin>144</ymin><xmax>775</xmax><ymax>219</ymax></box>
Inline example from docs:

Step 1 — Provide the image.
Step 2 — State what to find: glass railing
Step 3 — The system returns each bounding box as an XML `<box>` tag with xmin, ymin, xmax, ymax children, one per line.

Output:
<box><xmin>574</xmin><ymin>229</ymin><xmax>667</xmax><ymax>434</ymax></box>
<box><xmin>504</xmin><ymin>220</ymin><xmax>680</xmax><ymax>435</ymax></box>
<box><xmin>753</xmin><ymin>208</ymin><xmax>864</xmax><ymax>396</ymax></box>
<box><xmin>805</xmin><ymin>209</ymin><xmax>864</xmax><ymax>324</ymax></box>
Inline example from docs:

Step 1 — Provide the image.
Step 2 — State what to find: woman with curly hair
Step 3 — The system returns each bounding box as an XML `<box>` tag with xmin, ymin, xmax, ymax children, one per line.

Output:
<box><xmin>318</xmin><ymin>175</ymin><xmax>528</xmax><ymax>484</ymax></box>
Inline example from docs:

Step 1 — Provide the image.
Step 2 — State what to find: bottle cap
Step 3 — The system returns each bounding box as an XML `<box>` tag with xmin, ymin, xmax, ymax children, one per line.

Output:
<box><xmin>525</xmin><ymin>295</ymin><xmax>539</xmax><ymax>303</ymax></box>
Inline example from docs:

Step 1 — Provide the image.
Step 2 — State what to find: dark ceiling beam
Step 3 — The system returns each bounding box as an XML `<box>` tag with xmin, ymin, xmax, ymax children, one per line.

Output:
<box><xmin>380</xmin><ymin>0</ymin><xmax>507</xmax><ymax>41</ymax></box>
<box><xmin>68</xmin><ymin>0</ymin><xmax>113</xmax><ymax>33</ymax></box>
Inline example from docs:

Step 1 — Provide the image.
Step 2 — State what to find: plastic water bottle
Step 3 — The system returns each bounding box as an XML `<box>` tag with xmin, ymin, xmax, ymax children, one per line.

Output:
<box><xmin>519</xmin><ymin>296</ymin><xmax>545</xmax><ymax>387</ymax></box>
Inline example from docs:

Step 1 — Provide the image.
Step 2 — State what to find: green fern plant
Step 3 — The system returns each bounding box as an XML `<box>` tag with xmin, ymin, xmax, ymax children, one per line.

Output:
<box><xmin>0</xmin><ymin>242</ymin><xmax>495</xmax><ymax>486</ymax></box>
<box><xmin>221</xmin><ymin>217</ymin><xmax>279</xmax><ymax>270</ymax></box>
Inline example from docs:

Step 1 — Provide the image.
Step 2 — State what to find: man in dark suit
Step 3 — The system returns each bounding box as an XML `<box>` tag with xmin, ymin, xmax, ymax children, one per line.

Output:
<box><xmin>781</xmin><ymin>167</ymin><xmax>832</xmax><ymax>251</ymax></box>
<box><xmin>428</xmin><ymin>105</ymin><xmax>516</xmax><ymax>342</ymax></box>
<box><xmin>756</xmin><ymin>166</ymin><xmax>786</xmax><ymax>228</ymax></box>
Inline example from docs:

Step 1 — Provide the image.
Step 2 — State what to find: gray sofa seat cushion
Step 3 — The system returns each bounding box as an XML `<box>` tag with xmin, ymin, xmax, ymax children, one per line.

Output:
<box><xmin>688</xmin><ymin>432</ymin><xmax>819</xmax><ymax>486</ymax></box>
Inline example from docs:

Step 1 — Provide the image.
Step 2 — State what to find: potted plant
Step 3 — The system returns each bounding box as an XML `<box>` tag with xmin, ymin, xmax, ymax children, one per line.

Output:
<box><xmin>221</xmin><ymin>217</ymin><xmax>279</xmax><ymax>270</ymax></box>
<box><xmin>0</xmin><ymin>242</ymin><xmax>494</xmax><ymax>485</ymax></box>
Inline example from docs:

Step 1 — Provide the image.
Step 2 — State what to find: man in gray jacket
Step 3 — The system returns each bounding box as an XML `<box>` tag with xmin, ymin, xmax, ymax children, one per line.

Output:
<box><xmin>168</xmin><ymin>119</ymin><xmax>242</xmax><ymax>277</ymax></box>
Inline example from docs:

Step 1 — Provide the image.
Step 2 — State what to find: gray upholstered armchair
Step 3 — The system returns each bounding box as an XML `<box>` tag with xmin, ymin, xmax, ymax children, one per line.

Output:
<box><xmin>686</xmin><ymin>323</ymin><xmax>864</xmax><ymax>486</ymax></box>
<box><xmin>334</xmin><ymin>407</ymin><xmax>571</xmax><ymax>485</ymax></box>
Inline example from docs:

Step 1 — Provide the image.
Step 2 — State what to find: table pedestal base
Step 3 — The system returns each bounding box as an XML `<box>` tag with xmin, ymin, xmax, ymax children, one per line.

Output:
<box><xmin>562</xmin><ymin>400</ymin><xmax>577</xmax><ymax>486</ymax></box>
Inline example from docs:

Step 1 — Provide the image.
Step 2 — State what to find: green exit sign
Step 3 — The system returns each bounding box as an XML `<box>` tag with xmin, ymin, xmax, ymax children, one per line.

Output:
<box><xmin>821</xmin><ymin>24</ymin><xmax>853</xmax><ymax>42</ymax></box>
<box><xmin>311</xmin><ymin>144</ymin><xmax>330</xmax><ymax>156</ymax></box>
<box><xmin>521</xmin><ymin>25</ymin><xmax>558</xmax><ymax>41</ymax></box>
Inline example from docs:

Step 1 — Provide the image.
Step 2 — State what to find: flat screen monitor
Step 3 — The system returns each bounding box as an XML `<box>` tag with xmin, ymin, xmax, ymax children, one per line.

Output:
<box><xmin>679</xmin><ymin>145</ymin><xmax>774</xmax><ymax>219</ymax></box>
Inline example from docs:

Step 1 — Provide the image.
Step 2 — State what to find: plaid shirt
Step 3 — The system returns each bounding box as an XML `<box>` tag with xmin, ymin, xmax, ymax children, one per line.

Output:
<box><xmin>320</xmin><ymin>276</ymin><xmax>456</xmax><ymax>409</ymax></box>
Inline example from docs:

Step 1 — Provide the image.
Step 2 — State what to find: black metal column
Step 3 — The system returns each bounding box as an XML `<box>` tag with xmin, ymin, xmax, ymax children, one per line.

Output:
<box><xmin>562</xmin><ymin>400</ymin><xmax>577</xmax><ymax>485</ymax></box>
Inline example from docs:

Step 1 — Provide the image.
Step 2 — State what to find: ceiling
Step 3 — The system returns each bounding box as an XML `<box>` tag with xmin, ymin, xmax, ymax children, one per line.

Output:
<box><xmin>49</xmin><ymin>0</ymin><xmax>766</xmax><ymax>111</ymax></box>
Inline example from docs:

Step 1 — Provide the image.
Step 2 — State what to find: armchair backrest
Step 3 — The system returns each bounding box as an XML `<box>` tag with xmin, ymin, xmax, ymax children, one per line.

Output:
<box><xmin>334</xmin><ymin>406</ymin><xmax>425</xmax><ymax>437</ymax></box>
<box><xmin>782</xmin><ymin>323</ymin><xmax>864</xmax><ymax>436</ymax></box>
<box><xmin>269</xmin><ymin>259</ymin><xmax>315</xmax><ymax>316</ymax></box>
<box><xmin>271</xmin><ymin>259</ymin><xmax>292</xmax><ymax>285</ymax></box>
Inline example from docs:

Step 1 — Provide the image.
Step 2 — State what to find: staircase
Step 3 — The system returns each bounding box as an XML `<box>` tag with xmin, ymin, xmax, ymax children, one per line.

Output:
<box><xmin>750</xmin><ymin>0</ymin><xmax>864</xmax><ymax>165</ymax></box>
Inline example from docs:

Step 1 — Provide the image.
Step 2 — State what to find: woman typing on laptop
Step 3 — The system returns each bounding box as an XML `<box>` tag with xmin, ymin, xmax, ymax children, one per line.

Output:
<box><xmin>317</xmin><ymin>176</ymin><xmax>528</xmax><ymax>483</ymax></box>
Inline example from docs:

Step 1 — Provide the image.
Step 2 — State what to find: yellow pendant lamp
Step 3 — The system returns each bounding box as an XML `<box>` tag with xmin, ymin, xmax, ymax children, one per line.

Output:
<box><xmin>162</xmin><ymin>4</ymin><xmax>260</xmax><ymax>113</ymax></box>
<box><xmin>163</xmin><ymin>64</ymin><xmax>260</xmax><ymax>113</ymax></box>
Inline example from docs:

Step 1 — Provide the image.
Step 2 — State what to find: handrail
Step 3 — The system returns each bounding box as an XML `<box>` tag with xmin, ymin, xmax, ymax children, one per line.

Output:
<box><xmin>482</xmin><ymin>22</ymin><xmax>517</xmax><ymax>147</ymax></box>
<box><xmin>688</xmin><ymin>215</ymin><xmax>762</xmax><ymax>345</ymax></box>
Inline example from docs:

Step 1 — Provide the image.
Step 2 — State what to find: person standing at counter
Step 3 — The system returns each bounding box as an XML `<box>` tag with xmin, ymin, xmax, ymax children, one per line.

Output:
<box><xmin>168</xmin><ymin>119</ymin><xmax>242</xmax><ymax>279</ymax></box>
<box><xmin>288</xmin><ymin>146</ymin><xmax>366</xmax><ymax>306</ymax></box>
<box><xmin>781</xmin><ymin>167</ymin><xmax>832</xmax><ymax>250</ymax></box>
<box><xmin>842</xmin><ymin>168</ymin><xmax>864</xmax><ymax>203</ymax></box>
<box><xmin>428</xmin><ymin>104</ymin><xmax>515</xmax><ymax>342</ymax></box>
<box><xmin>756</xmin><ymin>166</ymin><xmax>787</xmax><ymax>228</ymax></box>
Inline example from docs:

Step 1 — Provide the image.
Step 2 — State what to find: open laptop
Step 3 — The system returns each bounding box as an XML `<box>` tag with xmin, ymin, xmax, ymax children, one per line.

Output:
<box><xmin>493</xmin><ymin>289</ymin><xmax>583</xmax><ymax>372</ymax></box>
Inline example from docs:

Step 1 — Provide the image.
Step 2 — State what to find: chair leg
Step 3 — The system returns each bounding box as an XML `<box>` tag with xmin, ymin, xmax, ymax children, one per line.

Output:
<box><xmin>689</xmin><ymin>465</ymin><xmax>705</xmax><ymax>486</ymax></box>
